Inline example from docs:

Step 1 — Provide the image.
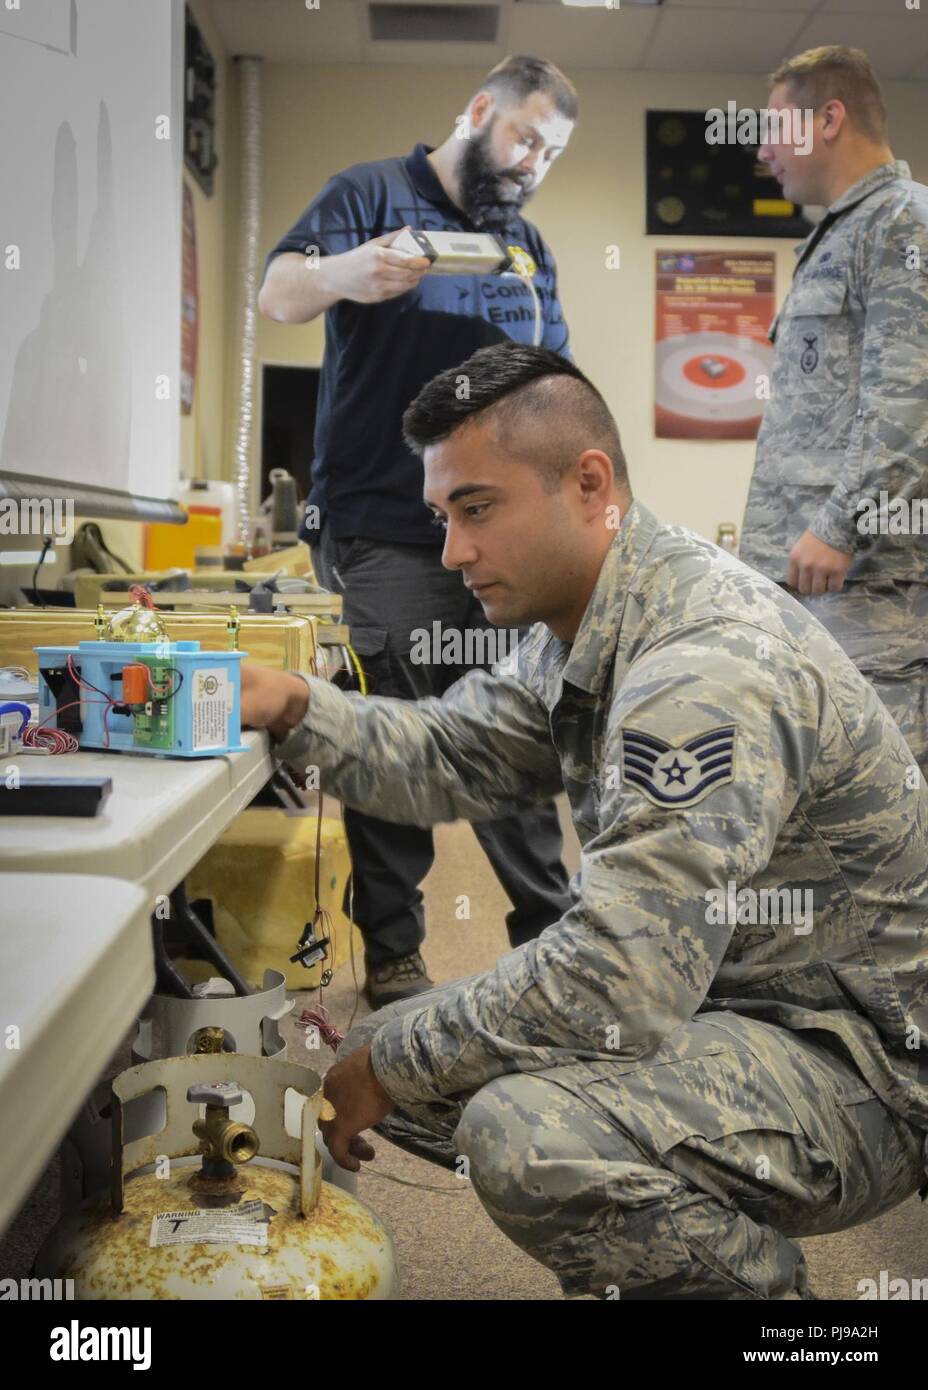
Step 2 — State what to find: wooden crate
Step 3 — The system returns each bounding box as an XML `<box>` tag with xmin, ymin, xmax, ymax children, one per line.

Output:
<box><xmin>0</xmin><ymin>607</ymin><xmax>318</xmax><ymax>674</ymax></box>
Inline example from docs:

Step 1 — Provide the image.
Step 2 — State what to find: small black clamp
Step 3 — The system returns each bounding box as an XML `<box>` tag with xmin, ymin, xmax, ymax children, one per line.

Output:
<box><xmin>291</xmin><ymin>918</ymin><xmax>331</xmax><ymax>981</ymax></box>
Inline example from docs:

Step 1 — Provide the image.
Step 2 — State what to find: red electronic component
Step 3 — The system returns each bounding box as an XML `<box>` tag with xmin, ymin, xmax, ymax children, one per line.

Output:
<box><xmin>121</xmin><ymin>663</ymin><xmax>150</xmax><ymax>706</ymax></box>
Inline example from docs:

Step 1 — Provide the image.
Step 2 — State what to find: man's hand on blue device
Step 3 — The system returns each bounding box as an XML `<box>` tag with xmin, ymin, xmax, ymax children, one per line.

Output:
<box><xmin>240</xmin><ymin>663</ymin><xmax>310</xmax><ymax>741</ymax></box>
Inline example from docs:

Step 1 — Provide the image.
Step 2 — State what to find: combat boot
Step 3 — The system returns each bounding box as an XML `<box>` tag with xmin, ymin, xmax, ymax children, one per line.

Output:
<box><xmin>364</xmin><ymin>950</ymin><xmax>434</xmax><ymax>1007</ymax></box>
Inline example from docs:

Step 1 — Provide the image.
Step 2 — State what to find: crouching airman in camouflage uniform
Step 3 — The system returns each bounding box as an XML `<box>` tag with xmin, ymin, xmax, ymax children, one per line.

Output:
<box><xmin>740</xmin><ymin>46</ymin><xmax>928</xmax><ymax>774</ymax></box>
<box><xmin>243</xmin><ymin>342</ymin><xmax>928</xmax><ymax>1300</ymax></box>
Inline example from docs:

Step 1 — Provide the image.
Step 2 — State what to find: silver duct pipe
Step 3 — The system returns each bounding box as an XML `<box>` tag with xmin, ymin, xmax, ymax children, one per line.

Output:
<box><xmin>232</xmin><ymin>55</ymin><xmax>263</xmax><ymax>548</ymax></box>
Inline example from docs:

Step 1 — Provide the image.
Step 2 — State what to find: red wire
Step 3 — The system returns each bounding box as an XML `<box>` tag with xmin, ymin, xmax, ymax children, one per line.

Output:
<box><xmin>144</xmin><ymin>665</ymin><xmax>179</xmax><ymax>699</ymax></box>
<box><xmin>21</xmin><ymin>722</ymin><xmax>77</xmax><ymax>754</ymax></box>
<box><xmin>33</xmin><ymin>698</ymin><xmax>110</xmax><ymax>725</ymax></box>
<box><xmin>295</xmin><ymin>1006</ymin><xmax>344</xmax><ymax>1052</ymax></box>
<box><xmin>24</xmin><ymin>697</ymin><xmax>109</xmax><ymax>754</ymax></box>
<box><xmin>64</xmin><ymin>653</ymin><xmax>117</xmax><ymax>749</ymax></box>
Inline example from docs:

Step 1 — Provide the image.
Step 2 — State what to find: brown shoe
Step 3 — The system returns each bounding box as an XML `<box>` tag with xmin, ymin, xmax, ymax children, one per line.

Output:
<box><xmin>364</xmin><ymin>951</ymin><xmax>435</xmax><ymax>1007</ymax></box>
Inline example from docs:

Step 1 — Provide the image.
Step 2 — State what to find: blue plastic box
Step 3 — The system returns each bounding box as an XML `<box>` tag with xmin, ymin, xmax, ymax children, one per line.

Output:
<box><xmin>35</xmin><ymin>640</ymin><xmax>247</xmax><ymax>758</ymax></box>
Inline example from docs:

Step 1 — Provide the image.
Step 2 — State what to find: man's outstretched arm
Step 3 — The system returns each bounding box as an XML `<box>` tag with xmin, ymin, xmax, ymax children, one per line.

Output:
<box><xmin>240</xmin><ymin>649</ymin><xmax>563</xmax><ymax>828</ymax></box>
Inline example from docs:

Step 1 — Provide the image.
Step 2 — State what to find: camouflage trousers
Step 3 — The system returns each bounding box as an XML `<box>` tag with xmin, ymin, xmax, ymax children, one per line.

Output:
<box><xmin>798</xmin><ymin>585</ymin><xmax>928</xmax><ymax>775</ymax></box>
<box><xmin>338</xmin><ymin>988</ymin><xmax>927</xmax><ymax>1300</ymax></box>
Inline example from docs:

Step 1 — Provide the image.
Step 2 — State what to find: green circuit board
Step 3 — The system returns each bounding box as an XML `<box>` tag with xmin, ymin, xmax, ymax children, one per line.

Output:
<box><xmin>131</xmin><ymin>659</ymin><xmax>176</xmax><ymax>750</ymax></box>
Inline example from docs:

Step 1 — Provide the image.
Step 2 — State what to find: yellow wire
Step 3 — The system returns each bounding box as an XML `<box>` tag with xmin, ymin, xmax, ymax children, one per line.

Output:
<box><xmin>306</xmin><ymin>618</ymin><xmax>365</xmax><ymax>692</ymax></box>
<box><xmin>345</xmin><ymin>642</ymin><xmax>367</xmax><ymax>695</ymax></box>
<box><xmin>296</xmin><ymin>621</ymin><xmax>366</xmax><ymax>1027</ymax></box>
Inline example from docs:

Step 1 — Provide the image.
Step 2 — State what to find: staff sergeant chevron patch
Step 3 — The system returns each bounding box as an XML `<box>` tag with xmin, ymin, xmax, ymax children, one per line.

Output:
<box><xmin>621</xmin><ymin>725</ymin><xmax>737</xmax><ymax>808</ymax></box>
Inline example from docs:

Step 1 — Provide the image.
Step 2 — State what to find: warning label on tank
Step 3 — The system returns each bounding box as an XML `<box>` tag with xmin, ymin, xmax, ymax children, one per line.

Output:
<box><xmin>191</xmin><ymin>668</ymin><xmax>231</xmax><ymax>750</ymax></box>
<box><xmin>150</xmin><ymin>1207</ymin><xmax>269</xmax><ymax>1247</ymax></box>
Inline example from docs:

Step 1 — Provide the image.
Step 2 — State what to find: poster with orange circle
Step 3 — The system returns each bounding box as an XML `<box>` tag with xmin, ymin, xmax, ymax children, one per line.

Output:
<box><xmin>655</xmin><ymin>251</ymin><xmax>775</xmax><ymax>440</ymax></box>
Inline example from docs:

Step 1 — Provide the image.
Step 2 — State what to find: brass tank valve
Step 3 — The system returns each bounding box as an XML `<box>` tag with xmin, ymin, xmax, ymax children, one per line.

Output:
<box><xmin>187</xmin><ymin>1081</ymin><xmax>260</xmax><ymax>1206</ymax></box>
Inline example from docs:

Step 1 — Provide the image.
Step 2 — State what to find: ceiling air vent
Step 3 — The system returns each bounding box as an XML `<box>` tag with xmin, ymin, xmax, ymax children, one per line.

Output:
<box><xmin>368</xmin><ymin>5</ymin><xmax>500</xmax><ymax>42</ymax></box>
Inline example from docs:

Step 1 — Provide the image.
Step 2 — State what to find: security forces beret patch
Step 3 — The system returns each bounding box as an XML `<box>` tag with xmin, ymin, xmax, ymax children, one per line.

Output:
<box><xmin>621</xmin><ymin>725</ymin><xmax>736</xmax><ymax>808</ymax></box>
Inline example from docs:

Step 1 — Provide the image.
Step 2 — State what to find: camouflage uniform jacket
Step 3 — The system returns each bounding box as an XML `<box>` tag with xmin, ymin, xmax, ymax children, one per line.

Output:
<box><xmin>740</xmin><ymin>160</ymin><xmax>928</xmax><ymax>586</ymax></box>
<box><xmin>274</xmin><ymin>501</ymin><xmax>928</xmax><ymax>1130</ymax></box>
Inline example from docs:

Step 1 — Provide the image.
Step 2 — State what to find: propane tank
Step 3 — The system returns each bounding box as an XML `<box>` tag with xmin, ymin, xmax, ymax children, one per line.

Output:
<box><xmin>36</xmin><ymin>1051</ymin><xmax>396</xmax><ymax>1300</ymax></box>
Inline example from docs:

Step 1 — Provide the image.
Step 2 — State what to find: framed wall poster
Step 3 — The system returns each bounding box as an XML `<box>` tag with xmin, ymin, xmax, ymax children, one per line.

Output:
<box><xmin>654</xmin><ymin>251</ymin><xmax>775</xmax><ymax>440</ymax></box>
<box><xmin>646</xmin><ymin>111</ymin><xmax>813</xmax><ymax>240</ymax></box>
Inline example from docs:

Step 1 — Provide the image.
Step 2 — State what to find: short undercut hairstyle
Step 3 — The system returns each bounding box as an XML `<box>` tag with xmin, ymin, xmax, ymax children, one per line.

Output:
<box><xmin>771</xmin><ymin>46</ymin><xmax>888</xmax><ymax>146</ymax></box>
<box><xmin>402</xmin><ymin>343</ymin><xmax>629</xmax><ymax>495</ymax></box>
<box><xmin>477</xmin><ymin>54</ymin><xmax>578</xmax><ymax>123</ymax></box>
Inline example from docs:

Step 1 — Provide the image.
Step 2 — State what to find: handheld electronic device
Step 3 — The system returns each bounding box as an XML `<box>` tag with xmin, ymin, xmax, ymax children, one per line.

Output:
<box><xmin>391</xmin><ymin>227</ymin><xmax>512</xmax><ymax>276</ymax></box>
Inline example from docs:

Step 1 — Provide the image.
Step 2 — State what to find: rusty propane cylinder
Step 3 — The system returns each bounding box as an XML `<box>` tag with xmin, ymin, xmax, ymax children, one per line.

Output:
<box><xmin>34</xmin><ymin>1053</ymin><xmax>397</xmax><ymax>1300</ymax></box>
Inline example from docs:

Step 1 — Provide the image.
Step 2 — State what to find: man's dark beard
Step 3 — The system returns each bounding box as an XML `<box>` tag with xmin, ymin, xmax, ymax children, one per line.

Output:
<box><xmin>457</xmin><ymin>125</ymin><xmax>530</xmax><ymax>233</ymax></box>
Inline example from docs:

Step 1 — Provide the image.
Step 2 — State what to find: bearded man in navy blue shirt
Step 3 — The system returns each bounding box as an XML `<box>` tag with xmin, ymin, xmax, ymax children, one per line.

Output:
<box><xmin>259</xmin><ymin>55</ymin><xmax>576</xmax><ymax>1005</ymax></box>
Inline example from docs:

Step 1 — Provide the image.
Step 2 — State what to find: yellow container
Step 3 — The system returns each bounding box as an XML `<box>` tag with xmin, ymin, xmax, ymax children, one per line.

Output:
<box><xmin>144</xmin><ymin>505</ymin><xmax>222</xmax><ymax>570</ymax></box>
<box><xmin>184</xmin><ymin>806</ymin><xmax>360</xmax><ymax>989</ymax></box>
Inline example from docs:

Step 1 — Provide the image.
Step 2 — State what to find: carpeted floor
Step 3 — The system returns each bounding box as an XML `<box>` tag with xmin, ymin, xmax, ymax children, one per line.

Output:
<box><xmin>3</xmin><ymin>801</ymin><xmax>926</xmax><ymax>1299</ymax></box>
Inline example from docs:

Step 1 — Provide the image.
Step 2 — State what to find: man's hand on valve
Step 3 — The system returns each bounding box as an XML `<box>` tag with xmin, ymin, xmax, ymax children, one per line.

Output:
<box><xmin>786</xmin><ymin>529</ymin><xmax>854</xmax><ymax>596</ymax></box>
<box><xmin>320</xmin><ymin>1044</ymin><xmax>395</xmax><ymax>1172</ymax></box>
<box><xmin>239</xmin><ymin>662</ymin><xmax>310</xmax><ymax>741</ymax></box>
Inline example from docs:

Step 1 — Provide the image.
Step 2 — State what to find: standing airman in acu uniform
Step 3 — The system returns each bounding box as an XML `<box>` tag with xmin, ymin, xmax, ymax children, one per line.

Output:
<box><xmin>740</xmin><ymin>46</ymin><xmax>928</xmax><ymax>774</ymax></box>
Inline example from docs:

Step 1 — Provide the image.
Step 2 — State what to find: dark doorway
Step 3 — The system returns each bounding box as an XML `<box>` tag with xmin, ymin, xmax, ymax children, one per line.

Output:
<box><xmin>260</xmin><ymin>363</ymin><xmax>320</xmax><ymax>506</ymax></box>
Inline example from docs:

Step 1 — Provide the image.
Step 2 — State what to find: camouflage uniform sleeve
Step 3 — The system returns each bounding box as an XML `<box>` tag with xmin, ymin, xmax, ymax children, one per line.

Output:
<box><xmin>269</xmin><ymin>661</ymin><xmax>563</xmax><ymax>825</ymax></box>
<box><xmin>810</xmin><ymin>196</ymin><xmax>928</xmax><ymax>554</ymax></box>
<box><xmin>368</xmin><ymin>627</ymin><xmax>822</xmax><ymax>1107</ymax></box>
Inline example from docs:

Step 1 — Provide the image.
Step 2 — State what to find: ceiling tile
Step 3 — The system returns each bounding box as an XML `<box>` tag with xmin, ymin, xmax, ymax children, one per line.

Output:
<box><xmin>793</xmin><ymin>12</ymin><xmax>928</xmax><ymax>79</ymax></box>
<box><xmin>644</xmin><ymin>8</ymin><xmax>810</xmax><ymax>72</ymax></box>
<box><xmin>209</xmin><ymin>0</ymin><xmax>363</xmax><ymax>63</ymax></box>
<box><xmin>819</xmin><ymin>0</ymin><xmax>920</xmax><ymax>13</ymax></box>
<box><xmin>664</xmin><ymin>0</ymin><xmax>815</xmax><ymax>10</ymax></box>
<box><xmin>206</xmin><ymin>0</ymin><xmax>928</xmax><ymax>74</ymax></box>
<box><xmin>505</xmin><ymin>6</ymin><xmax>658</xmax><ymax>69</ymax></box>
<box><xmin>357</xmin><ymin>38</ymin><xmax>503</xmax><ymax>64</ymax></box>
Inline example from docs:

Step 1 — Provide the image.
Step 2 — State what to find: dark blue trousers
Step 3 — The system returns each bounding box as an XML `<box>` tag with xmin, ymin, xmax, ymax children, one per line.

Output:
<box><xmin>311</xmin><ymin>526</ymin><xmax>571</xmax><ymax>964</ymax></box>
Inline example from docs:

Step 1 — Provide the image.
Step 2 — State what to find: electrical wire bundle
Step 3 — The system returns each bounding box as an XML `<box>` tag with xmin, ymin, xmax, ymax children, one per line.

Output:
<box><xmin>21</xmin><ymin>722</ymin><xmax>79</xmax><ymax>755</ymax></box>
<box><xmin>294</xmin><ymin>1004</ymin><xmax>344</xmax><ymax>1052</ymax></box>
<box><xmin>0</xmin><ymin>663</ymin><xmax>34</xmax><ymax>693</ymax></box>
